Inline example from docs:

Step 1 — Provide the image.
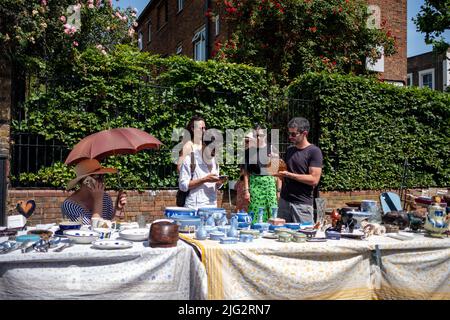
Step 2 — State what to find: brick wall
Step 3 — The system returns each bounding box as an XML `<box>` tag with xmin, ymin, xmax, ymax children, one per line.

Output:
<box><xmin>7</xmin><ymin>188</ymin><xmax>428</xmax><ymax>225</ymax></box>
<box><xmin>367</xmin><ymin>0</ymin><xmax>407</xmax><ymax>84</ymax></box>
<box><xmin>7</xmin><ymin>189</ymin><xmax>233</xmax><ymax>225</ymax></box>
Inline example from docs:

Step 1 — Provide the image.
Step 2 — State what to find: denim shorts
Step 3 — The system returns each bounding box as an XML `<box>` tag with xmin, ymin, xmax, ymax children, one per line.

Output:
<box><xmin>278</xmin><ymin>198</ymin><xmax>314</xmax><ymax>224</ymax></box>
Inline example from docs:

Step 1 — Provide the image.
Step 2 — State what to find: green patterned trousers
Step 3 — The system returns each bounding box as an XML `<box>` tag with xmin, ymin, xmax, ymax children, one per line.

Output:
<box><xmin>248</xmin><ymin>175</ymin><xmax>278</xmax><ymax>223</ymax></box>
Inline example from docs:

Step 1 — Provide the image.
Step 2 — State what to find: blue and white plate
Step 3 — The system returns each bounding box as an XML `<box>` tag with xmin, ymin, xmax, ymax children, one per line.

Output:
<box><xmin>92</xmin><ymin>239</ymin><xmax>133</xmax><ymax>250</ymax></box>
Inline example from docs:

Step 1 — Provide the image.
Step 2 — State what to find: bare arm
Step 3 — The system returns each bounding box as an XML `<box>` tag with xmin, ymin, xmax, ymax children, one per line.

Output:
<box><xmin>276</xmin><ymin>167</ymin><xmax>322</xmax><ymax>187</ymax></box>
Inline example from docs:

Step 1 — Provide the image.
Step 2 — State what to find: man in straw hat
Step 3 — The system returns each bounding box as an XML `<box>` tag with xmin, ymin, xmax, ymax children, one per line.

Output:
<box><xmin>61</xmin><ymin>159</ymin><xmax>127</xmax><ymax>224</ymax></box>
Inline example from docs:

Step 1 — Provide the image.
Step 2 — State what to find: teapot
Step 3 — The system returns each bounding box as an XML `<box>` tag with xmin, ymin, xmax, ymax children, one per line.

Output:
<box><xmin>424</xmin><ymin>197</ymin><xmax>449</xmax><ymax>237</ymax></box>
<box><xmin>236</xmin><ymin>211</ymin><xmax>253</xmax><ymax>224</ymax></box>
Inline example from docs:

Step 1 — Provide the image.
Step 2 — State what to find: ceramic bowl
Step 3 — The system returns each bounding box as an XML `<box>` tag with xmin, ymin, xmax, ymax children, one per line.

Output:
<box><xmin>269</xmin><ymin>224</ymin><xmax>286</xmax><ymax>231</ymax></box>
<box><xmin>239</xmin><ymin>234</ymin><xmax>254</xmax><ymax>243</ymax></box>
<box><xmin>217</xmin><ymin>225</ymin><xmax>231</xmax><ymax>234</ymax></box>
<box><xmin>15</xmin><ymin>234</ymin><xmax>41</xmax><ymax>243</ymax></box>
<box><xmin>209</xmin><ymin>231</ymin><xmax>226</xmax><ymax>241</ymax></box>
<box><xmin>284</xmin><ymin>223</ymin><xmax>301</xmax><ymax>230</ymax></box>
<box><xmin>274</xmin><ymin>227</ymin><xmax>293</xmax><ymax>235</ymax></box>
<box><xmin>238</xmin><ymin>222</ymin><xmax>250</xmax><ymax>229</ymax></box>
<box><xmin>171</xmin><ymin>216</ymin><xmax>202</xmax><ymax>232</ymax></box>
<box><xmin>219</xmin><ymin>237</ymin><xmax>239</xmax><ymax>244</ymax></box>
<box><xmin>292</xmin><ymin>233</ymin><xmax>307</xmax><ymax>243</ymax></box>
<box><xmin>297</xmin><ymin>229</ymin><xmax>317</xmax><ymax>238</ymax></box>
<box><xmin>64</xmin><ymin>230</ymin><xmax>100</xmax><ymax>244</ymax></box>
<box><xmin>239</xmin><ymin>229</ymin><xmax>260</xmax><ymax>239</ymax></box>
<box><xmin>204</xmin><ymin>226</ymin><xmax>218</xmax><ymax>234</ymax></box>
<box><xmin>27</xmin><ymin>229</ymin><xmax>53</xmax><ymax>240</ymax></box>
<box><xmin>325</xmin><ymin>230</ymin><xmax>341</xmax><ymax>240</ymax></box>
<box><xmin>58</xmin><ymin>221</ymin><xmax>82</xmax><ymax>231</ymax></box>
<box><xmin>277</xmin><ymin>232</ymin><xmax>292</xmax><ymax>242</ymax></box>
<box><xmin>119</xmin><ymin>228</ymin><xmax>149</xmax><ymax>241</ymax></box>
<box><xmin>164</xmin><ymin>207</ymin><xmax>197</xmax><ymax>218</ymax></box>
<box><xmin>252</xmin><ymin>222</ymin><xmax>271</xmax><ymax>232</ymax></box>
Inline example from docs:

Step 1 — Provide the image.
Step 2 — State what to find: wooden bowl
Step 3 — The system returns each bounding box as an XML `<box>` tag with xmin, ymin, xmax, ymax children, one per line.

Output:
<box><xmin>149</xmin><ymin>221</ymin><xmax>179</xmax><ymax>248</ymax></box>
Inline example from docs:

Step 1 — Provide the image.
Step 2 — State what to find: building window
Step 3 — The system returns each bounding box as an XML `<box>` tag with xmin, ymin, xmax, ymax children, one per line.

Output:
<box><xmin>192</xmin><ymin>26</ymin><xmax>206</xmax><ymax>61</ymax></box>
<box><xmin>407</xmin><ymin>73</ymin><xmax>413</xmax><ymax>87</ymax></box>
<box><xmin>176</xmin><ymin>44</ymin><xmax>182</xmax><ymax>55</ymax></box>
<box><xmin>178</xmin><ymin>0</ymin><xmax>184</xmax><ymax>12</ymax></box>
<box><xmin>215</xmin><ymin>15</ymin><xmax>220</xmax><ymax>36</ymax></box>
<box><xmin>138</xmin><ymin>31</ymin><xmax>143</xmax><ymax>51</ymax></box>
<box><xmin>419</xmin><ymin>68</ymin><xmax>435</xmax><ymax>89</ymax></box>
<box><xmin>147</xmin><ymin>21</ymin><xmax>152</xmax><ymax>43</ymax></box>
<box><xmin>157</xmin><ymin>1</ymin><xmax>168</xmax><ymax>30</ymax></box>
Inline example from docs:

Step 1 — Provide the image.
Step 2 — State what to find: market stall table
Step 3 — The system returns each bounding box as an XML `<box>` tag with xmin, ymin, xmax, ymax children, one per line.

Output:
<box><xmin>180</xmin><ymin>232</ymin><xmax>450</xmax><ymax>300</ymax></box>
<box><xmin>0</xmin><ymin>234</ymin><xmax>207</xmax><ymax>300</ymax></box>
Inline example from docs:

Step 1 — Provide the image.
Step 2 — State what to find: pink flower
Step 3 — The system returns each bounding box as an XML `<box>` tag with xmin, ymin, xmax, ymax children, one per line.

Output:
<box><xmin>108</xmin><ymin>0</ymin><xmax>112</xmax><ymax>7</ymax></box>
<box><xmin>96</xmin><ymin>0</ymin><xmax>102</xmax><ymax>7</ymax></box>
<box><xmin>41</xmin><ymin>0</ymin><xmax>47</xmax><ymax>6</ymax></box>
<box><xmin>88</xmin><ymin>4</ymin><xmax>94</xmax><ymax>8</ymax></box>
<box><xmin>60</xmin><ymin>16</ymin><xmax>66</xmax><ymax>23</ymax></box>
<box><xmin>73</xmin><ymin>41</ymin><xmax>79</xmax><ymax>47</ymax></box>
<box><xmin>96</xmin><ymin>44</ymin><xmax>103</xmax><ymax>50</ymax></box>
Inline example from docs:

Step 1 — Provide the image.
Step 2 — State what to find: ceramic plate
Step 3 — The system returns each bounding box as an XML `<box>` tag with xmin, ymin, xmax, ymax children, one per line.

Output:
<box><xmin>92</xmin><ymin>239</ymin><xmax>133</xmax><ymax>250</ymax></box>
<box><xmin>306</xmin><ymin>238</ymin><xmax>327</xmax><ymax>242</ymax></box>
<box><xmin>119</xmin><ymin>228</ymin><xmax>149</xmax><ymax>241</ymax></box>
<box><xmin>262</xmin><ymin>233</ymin><xmax>278</xmax><ymax>239</ymax></box>
<box><xmin>340</xmin><ymin>230</ymin><xmax>365</xmax><ymax>239</ymax></box>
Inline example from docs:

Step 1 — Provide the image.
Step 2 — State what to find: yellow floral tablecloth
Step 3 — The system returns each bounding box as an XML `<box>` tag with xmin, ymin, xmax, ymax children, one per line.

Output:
<box><xmin>180</xmin><ymin>233</ymin><xmax>450</xmax><ymax>300</ymax></box>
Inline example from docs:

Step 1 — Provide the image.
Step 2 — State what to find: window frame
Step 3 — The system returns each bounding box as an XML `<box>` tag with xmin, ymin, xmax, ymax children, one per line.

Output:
<box><xmin>215</xmin><ymin>15</ymin><xmax>220</xmax><ymax>36</ymax></box>
<box><xmin>192</xmin><ymin>26</ymin><xmax>206</xmax><ymax>61</ymax></box>
<box><xmin>407</xmin><ymin>73</ymin><xmax>413</xmax><ymax>87</ymax></box>
<box><xmin>418</xmin><ymin>68</ymin><xmax>435</xmax><ymax>90</ymax></box>
<box><xmin>176</xmin><ymin>43</ymin><xmax>183</xmax><ymax>55</ymax></box>
<box><xmin>177</xmin><ymin>0</ymin><xmax>184</xmax><ymax>13</ymax></box>
<box><xmin>147</xmin><ymin>21</ymin><xmax>152</xmax><ymax>43</ymax></box>
<box><xmin>138</xmin><ymin>31</ymin><xmax>143</xmax><ymax>51</ymax></box>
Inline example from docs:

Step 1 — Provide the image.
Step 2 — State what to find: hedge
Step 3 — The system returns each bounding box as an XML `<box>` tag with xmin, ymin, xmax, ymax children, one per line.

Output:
<box><xmin>289</xmin><ymin>73</ymin><xmax>450</xmax><ymax>191</ymax></box>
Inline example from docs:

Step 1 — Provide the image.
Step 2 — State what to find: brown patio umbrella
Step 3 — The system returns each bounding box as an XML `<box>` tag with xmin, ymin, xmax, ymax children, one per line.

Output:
<box><xmin>65</xmin><ymin>127</ymin><xmax>163</xmax><ymax>165</ymax></box>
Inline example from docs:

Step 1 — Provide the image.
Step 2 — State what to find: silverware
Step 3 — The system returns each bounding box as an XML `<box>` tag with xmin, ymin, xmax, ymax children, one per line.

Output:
<box><xmin>21</xmin><ymin>241</ymin><xmax>36</xmax><ymax>253</ymax></box>
<box><xmin>54</xmin><ymin>240</ymin><xmax>74</xmax><ymax>252</ymax></box>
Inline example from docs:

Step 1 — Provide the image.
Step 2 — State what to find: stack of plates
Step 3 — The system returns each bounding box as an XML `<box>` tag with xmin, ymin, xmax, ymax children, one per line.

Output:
<box><xmin>119</xmin><ymin>228</ymin><xmax>149</xmax><ymax>241</ymax></box>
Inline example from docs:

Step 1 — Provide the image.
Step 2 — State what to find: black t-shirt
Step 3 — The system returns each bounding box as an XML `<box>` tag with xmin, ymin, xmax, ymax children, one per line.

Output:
<box><xmin>280</xmin><ymin>144</ymin><xmax>323</xmax><ymax>205</ymax></box>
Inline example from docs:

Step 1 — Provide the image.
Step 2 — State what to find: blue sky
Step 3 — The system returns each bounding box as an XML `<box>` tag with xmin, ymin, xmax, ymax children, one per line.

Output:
<box><xmin>116</xmin><ymin>0</ymin><xmax>450</xmax><ymax>58</ymax></box>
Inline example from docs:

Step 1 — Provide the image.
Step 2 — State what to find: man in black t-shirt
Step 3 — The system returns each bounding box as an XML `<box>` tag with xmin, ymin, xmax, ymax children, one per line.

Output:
<box><xmin>275</xmin><ymin>117</ymin><xmax>323</xmax><ymax>223</ymax></box>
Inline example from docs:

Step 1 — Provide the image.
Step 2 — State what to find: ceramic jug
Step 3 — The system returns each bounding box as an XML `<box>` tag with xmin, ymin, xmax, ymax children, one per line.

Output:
<box><xmin>424</xmin><ymin>197</ymin><xmax>448</xmax><ymax>237</ymax></box>
<box><xmin>227</xmin><ymin>220</ymin><xmax>239</xmax><ymax>238</ymax></box>
<box><xmin>195</xmin><ymin>219</ymin><xmax>208</xmax><ymax>240</ymax></box>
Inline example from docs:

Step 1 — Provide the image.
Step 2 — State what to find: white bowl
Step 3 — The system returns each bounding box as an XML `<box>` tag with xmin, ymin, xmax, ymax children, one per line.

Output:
<box><xmin>63</xmin><ymin>230</ymin><xmax>99</xmax><ymax>244</ymax></box>
<box><xmin>119</xmin><ymin>228</ymin><xmax>149</xmax><ymax>241</ymax></box>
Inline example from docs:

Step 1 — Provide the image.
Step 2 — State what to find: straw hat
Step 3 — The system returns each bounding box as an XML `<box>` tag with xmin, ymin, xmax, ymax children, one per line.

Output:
<box><xmin>67</xmin><ymin>159</ymin><xmax>117</xmax><ymax>190</ymax></box>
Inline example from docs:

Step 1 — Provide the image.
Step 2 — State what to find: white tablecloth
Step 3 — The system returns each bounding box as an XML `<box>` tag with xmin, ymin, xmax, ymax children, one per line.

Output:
<box><xmin>0</xmin><ymin>235</ymin><xmax>207</xmax><ymax>300</ymax></box>
<box><xmin>181</xmin><ymin>232</ymin><xmax>450</xmax><ymax>300</ymax></box>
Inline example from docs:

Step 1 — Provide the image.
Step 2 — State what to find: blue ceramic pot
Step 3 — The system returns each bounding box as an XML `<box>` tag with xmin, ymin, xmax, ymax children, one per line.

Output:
<box><xmin>171</xmin><ymin>215</ymin><xmax>201</xmax><ymax>232</ymax></box>
<box><xmin>164</xmin><ymin>207</ymin><xmax>197</xmax><ymax>218</ymax></box>
<box><xmin>269</xmin><ymin>224</ymin><xmax>285</xmax><ymax>231</ymax></box>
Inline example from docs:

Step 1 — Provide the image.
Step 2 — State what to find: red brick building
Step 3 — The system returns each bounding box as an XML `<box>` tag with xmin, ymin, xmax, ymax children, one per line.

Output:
<box><xmin>136</xmin><ymin>0</ymin><xmax>407</xmax><ymax>84</ymax></box>
<box><xmin>407</xmin><ymin>49</ymin><xmax>450</xmax><ymax>92</ymax></box>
